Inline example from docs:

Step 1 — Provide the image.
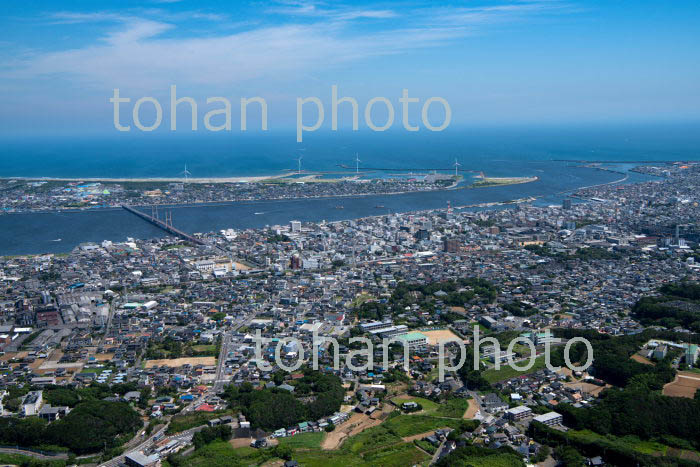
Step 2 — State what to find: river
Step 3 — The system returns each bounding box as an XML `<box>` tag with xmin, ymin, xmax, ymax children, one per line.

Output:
<box><xmin>0</xmin><ymin>162</ymin><xmax>657</xmax><ymax>255</ymax></box>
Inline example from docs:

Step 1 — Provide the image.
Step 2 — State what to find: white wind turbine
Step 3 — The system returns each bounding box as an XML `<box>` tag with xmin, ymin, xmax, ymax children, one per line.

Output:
<box><xmin>295</xmin><ymin>155</ymin><xmax>303</xmax><ymax>174</ymax></box>
<box><xmin>181</xmin><ymin>164</ymin><xmax>192</xmax><ymax>183</ymax></box>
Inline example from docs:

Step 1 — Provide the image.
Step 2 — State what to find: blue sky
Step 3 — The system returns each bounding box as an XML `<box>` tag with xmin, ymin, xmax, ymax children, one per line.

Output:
<box><xmin>1</xmin><ymin>0</ymin><xmax>699</xmax><ymax>135</ymax></box>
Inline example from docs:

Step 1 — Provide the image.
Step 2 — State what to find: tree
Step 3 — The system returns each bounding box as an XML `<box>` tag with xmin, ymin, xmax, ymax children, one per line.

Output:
<box><xmin>192</xmin><ymin>425</ymin><xmax>232</xmax><ymax>449</ymax></box>
<box><xmin>44</xmin><ymin>388</ymin><xmax>80</xmax><ymax>407</ymax></box>
<box><xmin>531</xmin><ymin>445</ymin><xmax>550</xmax><ymax>463</ymax></box>
<box><xmin>273</xmin><ymin>444</ymin><xmax>293</xmax><ymax>461</ymax></box>
<box><xmin>44</xmin><ymin>400</ymin><xmax>142</xmax><ymax>454</ymax></box>
<box><xmin>555</xmin><ymin>446</ymin><xmax>585</xmax><ymax>467</ymax></box>
<box><xmin>211</xmin><ymin>312</ymin><xmax>226</xmax><ymax>321</ymax></box>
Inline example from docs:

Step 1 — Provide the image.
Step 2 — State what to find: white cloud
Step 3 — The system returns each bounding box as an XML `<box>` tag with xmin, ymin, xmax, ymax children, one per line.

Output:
<box><xmin>266</xmin><ymin>2</ymin><xmax>398</xmax><ymax>21</ymax></box>
<box><xmin>6</xmin><ymin>2</ymin><xmax>572</xmax><ymax>92</ymax></box>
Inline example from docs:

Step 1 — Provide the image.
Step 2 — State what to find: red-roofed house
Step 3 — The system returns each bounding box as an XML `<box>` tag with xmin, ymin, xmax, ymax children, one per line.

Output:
<box><xmin>195</xmin><ymin>403</ymin><xmax>215</xmax><ymax>412</ymax></box>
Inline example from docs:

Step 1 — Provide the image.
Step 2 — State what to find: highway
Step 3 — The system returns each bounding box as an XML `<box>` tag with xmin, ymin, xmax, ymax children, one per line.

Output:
<box><xmin>100</xmin><ymin>425</ymin><xmax>168</xmax><ymax>467</ymax></box>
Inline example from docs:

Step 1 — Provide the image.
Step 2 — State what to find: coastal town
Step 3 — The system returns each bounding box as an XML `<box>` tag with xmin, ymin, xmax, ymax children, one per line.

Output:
<box><xmin>0</xmin><ymin>172</ymin><xmax>462</xmax><ymax>213</ymax></box>
<box><xmin>0</xmin><ymin>161</ymin><xmax>699</xmax><ymax>467</ymax></box>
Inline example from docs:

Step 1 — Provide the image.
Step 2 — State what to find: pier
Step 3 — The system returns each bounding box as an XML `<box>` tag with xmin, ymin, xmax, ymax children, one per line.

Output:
<box><xmin>121</xmin><ymin>205</ymin><xmax>205</xmax><ymax>245</ymax></box>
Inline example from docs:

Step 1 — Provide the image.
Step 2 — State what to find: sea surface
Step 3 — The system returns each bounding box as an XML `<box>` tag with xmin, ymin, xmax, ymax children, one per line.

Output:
<box><xmin>0</xmin><ymin>124</ymin><xmax>695</xmax><ymax>255</ymax></box>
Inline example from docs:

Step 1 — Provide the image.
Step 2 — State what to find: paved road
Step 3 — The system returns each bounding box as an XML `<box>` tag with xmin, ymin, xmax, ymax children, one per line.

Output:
<box><xmin>213</xmin><ymin>312</ymin><xmax>259</xmax><ymax>393</ymax></box>
<box><xmin>213</xmin><ymin>332</ymin><xmax>232</xmax><ymax>393</ymax></box>
<box><xmin>0</xmin><ymin>447</ymin><xmax>68</xmax><ymax>461</ymax></box>
<box><xmin>100</xmin><ymin>420</ymin><xmax>215</xmax><ymax>466</ymax></box>
<box><xmin>100</xmin><ymin>426</ymin><xmax>168</xmax><ymax>467</ymax></box>
<box><xmin>100</xmin><ymin>313</ymin><xmax>259</xmax><ymax>466</ymax></box>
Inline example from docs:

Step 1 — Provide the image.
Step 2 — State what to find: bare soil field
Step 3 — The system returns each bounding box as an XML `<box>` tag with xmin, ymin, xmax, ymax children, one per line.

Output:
<box><xmin>463</xmin><ymin>398</ymin><xmax>479</xmax><ymax>419</ymax></box>
<box><xmin>559</xmin><ymin>368</ymin><xmax>610</xmax><ymax>397</ymax></box>
<box><xmin>420</xmin><ymin>329</ymin><xmax>464</xmax><ymax>345</ymax></box>
<box><xmin>38</xmin><ymin>361</ymin><xmax>84</xmax><ymax>371</ymax></box>
<box><xmin>230</xmin><ymin>437</ymin><xmax>255</xmax><ymax>448</ymax></box>
<box><xmin>631</xmin><ymin>354</ymin><xmax>654</xmax><ymax>365</ymax></box>
<box><xmin>563</xmin><ymin>380</ymin><xmax>609</xmax><ymax>397</ymax></box>
<box><xmin>29</xmin><ymin>358</ymin><xmax>46</xmax><ymax>370</ymax></box>
<box><xmin>663</xmin><ymin>372</ymin><xmax>700</xmax><ymax>399</ymax></box>
<box><xmin>386</xmin><ymin>382</ymin><xmax>409</xmax><ymax>396</ymax></box>
<box><xmin>260</xmin><ymin>460</ymin><xmax>285</xmax><ymax>467</ymax></box>
<box><xmin>94</xmin><ymin>353</ymin><xmax>115</xmax><ymax>361</ymax></box>
<box><xmin>321</xmin><ymin>413</ymin><xmax>382</xmax><ymax>450</ymax></box>
<box><xmin>0</xmin><ymin>351</ymin><xmax>24</xmax><ymax>361</ymax></box>
<box><xmin>145</xmin><ymin>357</ymin><xmax>216</xmax><ymax>368</ymax></box>
<box><xmin>402</xmin><ymin>430</ymin><xmax>436</xmax><ymax>443</ymax></box>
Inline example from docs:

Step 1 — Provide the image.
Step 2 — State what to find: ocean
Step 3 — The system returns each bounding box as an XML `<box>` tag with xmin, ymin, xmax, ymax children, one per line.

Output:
<box><xmin>0</xmin><ymin>124</ymin><xmax>695</xmax><ymax>255</ymax></box>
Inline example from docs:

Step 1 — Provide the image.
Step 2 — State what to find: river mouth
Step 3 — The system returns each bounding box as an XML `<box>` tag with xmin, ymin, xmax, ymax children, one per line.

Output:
<box><xmin>0</xmin><ymin>162</ymin><xmax>657</xmax><ymax>256</ymax></box>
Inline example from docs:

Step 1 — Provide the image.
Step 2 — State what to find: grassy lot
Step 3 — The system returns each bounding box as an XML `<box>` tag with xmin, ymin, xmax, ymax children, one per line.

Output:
<box><xmin>391</xmin><ymin>395</ymin><xmax>468</xmax><ymax>419</ymax></box>
<box><xmin>414</xmin><ymin>438</ymin><xmax>437</xmax><ymax>454</ymax></box>
<box><xmin>166</xmin><ymin>411</ymin><xmax>232</xmax><ymax>434</ymax></box>
<box><xmin>383</xmin><ymin>414</ymin><xmax>461</xmax><ymax>437</ymax></box>
<box><xmin>512</xmin><ymin>343</ymin><xmax>534</xmax><ymax>357</ymax></box>
<box><xmin>482</xmin><ymin>355</ymin><xmax>546</xmax><ymax>383</ymax></box>
<box><xmin>565</xmin><ymin>429</ymin><xmax>700</xmax><ymax>459</ymax></box>
<box><xmin>191</xmin><ymin>344</ymin><xmax>218</xmax><ymax>356</ymax></box>
<box><xmin>0</xmin><ymin>453</ymin><xmax>66</xmax><ymax>467</ymax></box>
<box><xmin>278</xmin><ymin>432</ymin><xmax>325</xmax><ymax>449</ymax></box>
<box><xmin>434</xmin><ymin>398</ymin><xmax>470</xmax><ymax>418</ymax></box>
<box><xmin>293</xmin><ymin>431</ymin><xmax>429</xmax><ymax>467</ymax></box>
<box><xmin>345</xmin><ymin>425</ymin><xmax>402</xmax><ymax>454</ymax></box>
<box><xmin>292</xmin><ymin>450</ymin><xmax>367</xmax><ymax>467</ymax></box>
<box><xmin>359</xmin><ymin>442</ymin><xmax>430</xmax><ymax>467</ymax></box>
<box><xmin>164</xmin><ymin>440</ymin><xmax>276</xmax><ymax>467</ymax></box>
<box><xmin>350</xmin><ymin>293</ymin><xmax>373</xmax><ymax>308</ymax></box>
<box><xmin>452</xmin><ymin>452</ymin><xmax>527</xmax><ymax>466</ymax></box>
<box><xmin>425</xmin><ymin>357</ymin><xmax>450</xmax><ymax>382</ymax></box>
<box><xmin>391</xmin><ymin>396</ymin><xmax>438</xmax><ymax>413</ymax></box>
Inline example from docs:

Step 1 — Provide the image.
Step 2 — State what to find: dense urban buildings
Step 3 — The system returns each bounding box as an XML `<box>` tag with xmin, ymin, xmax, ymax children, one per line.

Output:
<box><xmin>0</xmin><ymin>162</ymin><xmax>699</xmax><ymax>466</ymax></box>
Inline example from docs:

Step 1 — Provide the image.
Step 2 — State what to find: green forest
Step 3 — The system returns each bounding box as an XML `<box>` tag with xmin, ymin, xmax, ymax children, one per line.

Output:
<box><xmin>632</xmin><ymin>282</ymin><xmax>700</xmax><ymax>332</ymax></box>
<box><xmin>223</xmin><ymin>369</ymin><xmax>344</xmax><ymax>430</ymax></box>
<box><xmin>0</xmin><ymin>399</ymin><xmax>141</xmax><ymax>454</ymax></box>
